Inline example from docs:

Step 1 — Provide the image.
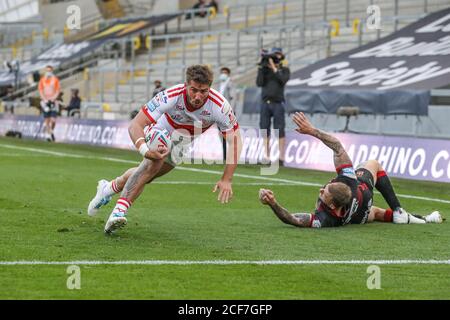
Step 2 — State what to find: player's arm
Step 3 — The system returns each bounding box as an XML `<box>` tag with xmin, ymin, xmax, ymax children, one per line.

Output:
<box><xmin>259</xmin><ymin>189</ymin><xmax>313</xmax><ymax>227</ymax></box>
<box><xmin>213</xmin><ymin>104</ymin><xmax>241</xmax><ymax>203</ymax></box>
<box><xmin>129</xmin><ymin>91</ymin><xmax>175</xmax><ymax>160</ymax></box>
<box><xmin>293</xmin><ymin>112</ymin><xmax>352</xmax><ymax>169</ymax></box>
<box><xmin>215</xmin><ymin>128</ymin><xmax>242</xmax><ymax>202</ymax></box>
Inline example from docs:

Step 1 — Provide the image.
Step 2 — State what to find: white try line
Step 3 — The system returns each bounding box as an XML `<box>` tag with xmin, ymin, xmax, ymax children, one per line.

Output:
<box><xmin>1</xmin><ymin>143</ymin><xmax>449</xmax><ymax>204</ymax></box>
<box><xmin>0</xmin><ymin>260</ymin><xmax>450</xmax><ymax>266</ymax></box>
<box><xmin>153</xmin><ymin>181</ymin><xmax>298</xmax><ymax>186</ymax></box>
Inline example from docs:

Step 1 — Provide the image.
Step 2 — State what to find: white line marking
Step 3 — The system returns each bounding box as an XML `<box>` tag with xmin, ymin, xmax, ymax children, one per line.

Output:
<box><xmin>153</xmin><ymin>181</ymin><xmax>297</xmax><ymax>186</ymax></box>
<box><xmin>0</xmin><ymin>260</ymin><xmax>449</xmax><ymax>266</ymax></box>
<box><xmin>1</xmin><ymin>143</ymin><xmax>449</xmax><ymax>204</ymax></box>
<box><xmin>0</xmin><ymin>153</ymin><xmax>39</xmax><ymax>157</ymax></box>
<box><xmin>175</xmin><ymin>166</ymin><xmax>318</xmax><ymax>186</ymax></box>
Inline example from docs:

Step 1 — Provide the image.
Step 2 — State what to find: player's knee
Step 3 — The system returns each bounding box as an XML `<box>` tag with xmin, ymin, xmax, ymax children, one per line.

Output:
<box><xmin>368</xmin><ymin>159</ymin><xmax>381</xmax><ymax>168</ymax></box>
<box><xmin>142</xmin><ymin>159</ymin><xmax>164</xmax><ymax>176</ymax></box>
<box><xmin>364</xmin><ymin>159</ymin><xmax>382</xmax><ymax>172</ymax></box>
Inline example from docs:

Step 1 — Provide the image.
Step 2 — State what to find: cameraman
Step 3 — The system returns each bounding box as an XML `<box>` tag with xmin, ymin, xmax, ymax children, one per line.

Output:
<box><xmin>256</xmin><ymin>47</ymin><xmax>290</xmax><ymax>165</ymax></box>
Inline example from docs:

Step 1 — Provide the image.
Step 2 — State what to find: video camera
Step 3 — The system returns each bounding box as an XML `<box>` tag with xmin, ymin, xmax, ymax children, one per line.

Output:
<box><xmin>258</xmin><ymin>48</ymin><xmax>283</xmax><ymax>68</ymax></box>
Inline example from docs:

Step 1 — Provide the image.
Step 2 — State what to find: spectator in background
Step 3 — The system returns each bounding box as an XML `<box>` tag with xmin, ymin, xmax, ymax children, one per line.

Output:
<box><xmin>208</xmin><ymin>0</ymin><xmax>219</xmax><ymax>13</ymax></box>
<box><xmin>39</xmin><ymin>65</ymin><xmax>61</xmax><ymax>142</ymax></box>
<box><xmin>218</xmin><ymin>67</ymin><xmax>235</xmax><ymax>161</ymax></box>
<box><xmin>32</xmin><ymin>71</ymin><xmax>41</xmax><ymax>84</ymax></box>
<box><xmin>186</xmin><ymin>0</ymin><xmax>208</xmax><ymax>19</ymax></box>
<box><xmin>218</xmin><ymin>67</ymin><xmax>234</xmax><ymax>105</ymax></box>
<box><xmin>3</xmin><ymin>85</ymin><xmax>15</xmax><ymax>114</ymax></box>
<box><xmin>256</xmin><ymin>47</ymin><xmax>290</xmax><ymax>166</ymax></box>
<box><xmin>56</xmin><ymin>91</ymin><xmax>64</xmax><ymax>116</ymax></box>
<box><xmin>66</xmin><ymin>88</ymin><xmax>81</xmax><ymax>117</ymax></box>
<box><xmin>152</xmin><ymin>80</ymin><xmax>166</xmax><ymax>98</ymax></box>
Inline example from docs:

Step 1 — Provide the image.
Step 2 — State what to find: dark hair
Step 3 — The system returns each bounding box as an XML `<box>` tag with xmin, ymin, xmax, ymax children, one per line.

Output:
<box><xmin>220</xmin><ymin>67</ymin><xmax>231</xmax><ymax>74</ymax></box>
<box><xmin>186</xmin><ymin>65</ymin><xmax>214</xmax><ymax>86</ymax></box>
<box><xmin>328</xmin><ymin>182</ymin><xmax>352</xmax><ymax>208</ymax></box>
<box><xmin>46</xmin><ymin>65</ymin><xmax>53</xmax><ymax>70</ymax></box>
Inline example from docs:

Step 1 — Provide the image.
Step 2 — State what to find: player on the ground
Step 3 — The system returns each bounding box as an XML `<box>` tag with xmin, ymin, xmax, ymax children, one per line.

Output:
<box><xmin>259</xmin><ymin>112</ymin><xmax>444</xmax><ymax>228</ymax></box>
<box><xmin>87</xmin><ymin>65</ymin><xmax>241</xmax><ymax>234</ymax></box>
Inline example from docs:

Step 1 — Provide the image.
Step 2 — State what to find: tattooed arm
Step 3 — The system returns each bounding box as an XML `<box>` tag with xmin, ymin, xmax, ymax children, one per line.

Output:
<box><xmin>292</xmin><ymin>112</ymin><xmax>352</xmax><ymax>169</ymax></box>
<box><xmin>259</xmin><ymin>189</ymin><xmax>312</xmax><ymax>227</ymax></box>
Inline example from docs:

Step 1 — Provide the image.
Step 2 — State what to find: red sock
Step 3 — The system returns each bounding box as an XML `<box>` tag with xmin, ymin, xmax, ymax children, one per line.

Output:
<box><xmin>111</xmin><ymin>180</ymin><xmax>120</xmax><ymax>193</ymax></box>
<box><xmin>114</xmin><ymin>198</ymin><xmax>132</xmax><ymax>214</ymax></box>
<box><xmin>377</xmin><ymin>170</ymin><xmax>387</xmax><ymax>179</ymax></box>
<box><xmin>384</xmin><ymin>208</ymin><xmax>393</xmax><ymax>222</ymax></box>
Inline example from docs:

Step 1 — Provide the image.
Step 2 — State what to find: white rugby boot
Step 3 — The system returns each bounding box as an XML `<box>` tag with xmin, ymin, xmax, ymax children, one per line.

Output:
<box><xmin>393</xmin><ymin>208</ymin><xmax>426</xmax><ymax>224</ymax></box>
<box><xmin>104</xmin><ymin>210</ymin><xmax>127</xmax><ymax>234</ymax></box>
<box><xmin>87</xmin><ymin>180</ymin><xmax>112</xmax><ymax>216</ymax></box>
<box><xmin>424</xmin><ymin>211</ymin><xmax>444</xmax><ymax>224</ymax></box>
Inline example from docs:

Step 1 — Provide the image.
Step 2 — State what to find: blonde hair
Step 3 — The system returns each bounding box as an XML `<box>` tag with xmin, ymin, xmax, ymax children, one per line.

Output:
<box><xmin>328</xmin><ymin>182</ymin><xmax>352</xmax><ymax>208</ymax></box>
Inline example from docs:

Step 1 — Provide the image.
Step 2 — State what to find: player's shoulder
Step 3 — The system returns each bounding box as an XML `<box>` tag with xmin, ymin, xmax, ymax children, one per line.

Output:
<box><xmin>312</xmin><ymin>209</ymin><xmax>342</xmax><ymax>228</ymax></box>
<box><xmin>208</xmin><ymin>88</ymin><xmax>228</xmax><ymax>107</ymax></box>
<box><xmin>209</xmin><ymin>88</ymin><xmax>235</xmax><ymax>115</ymax></box>
<box><xmin>148</xmin><ymin>84</ymin><xmax>184</xmax><ymax>108</ymax></box>
<box><xmin>164</xmin><ymin>84</ymin><xmax>186</xmax><ymax>99</ymax></box>
<box><xmin>335</xmin><ymin>164</ymin><xmax>357</xmax><ymax>180</ymax></box>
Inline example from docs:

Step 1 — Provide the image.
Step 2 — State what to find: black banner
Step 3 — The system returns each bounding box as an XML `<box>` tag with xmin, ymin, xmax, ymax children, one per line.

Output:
<box><xmin>247</xmin><ymin>8</ymin><xmax>450</xmax><ymax>116</ymax></box>
<box><xmin>287</xmin><ymin>8</ymin><xmax>450</xmax><ymax>90</ymax></box>
<box><xmin>84</xmin><ymin>14</ymin><xmax>179</xmax><ymax>42</ymax></box>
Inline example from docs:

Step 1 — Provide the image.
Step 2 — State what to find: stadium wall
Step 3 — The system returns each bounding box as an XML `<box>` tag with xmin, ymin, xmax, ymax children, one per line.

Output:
<box><xmin>152</xmin><ymin>0</ymin><xmax>181</xmax><ymax>14</ymax></box>
<box><xmin>39</xmin><ymin>0</ymin><xmax>100</xmax><ymax>31</ymax></box>
<box><xmin>1</xmin><ymin>114</ymin><xmax>450</xmax><ymax>184</ymax></box>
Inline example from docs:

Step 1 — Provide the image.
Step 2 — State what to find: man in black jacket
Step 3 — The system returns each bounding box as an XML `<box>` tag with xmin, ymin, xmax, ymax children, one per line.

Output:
<box><xmin>256</xmin><ymin>47</ymin><xmax>290</xmax><ymax>165</ymax></box>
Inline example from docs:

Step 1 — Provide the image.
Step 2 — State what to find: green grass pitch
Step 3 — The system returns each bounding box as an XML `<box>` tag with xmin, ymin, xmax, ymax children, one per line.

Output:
<box><xmin>0</xmin><ymin>136</ymin><xmax>449</xmax><ymax>299</ymax></box>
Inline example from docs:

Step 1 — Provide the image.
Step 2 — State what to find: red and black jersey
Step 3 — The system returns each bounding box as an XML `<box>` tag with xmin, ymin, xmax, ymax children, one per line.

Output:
<box><xmin>310</xmin><ymin>164</ymin><xmax>374</xmax><ymax>228</ymax></box>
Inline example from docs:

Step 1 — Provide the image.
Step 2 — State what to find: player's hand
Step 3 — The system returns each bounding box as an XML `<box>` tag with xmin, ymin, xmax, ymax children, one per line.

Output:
<box><xmin>259</xmin><ymin>188</ymin><xmax>276</xmax><ymax>206</ymax></box>
<box><xmin>213</xmin><ymin>179</ymin><xmax>233</xmax><ymax>204</ymax></box>
<box><xmin>293</xmin><ymin>112</ymin><xmax>315</xmax><ymax>135</ymax></box>
<box><xmin>145</xmin><ymin>145</ymin><xmax>170</xmax><ymax>161</ymax></box>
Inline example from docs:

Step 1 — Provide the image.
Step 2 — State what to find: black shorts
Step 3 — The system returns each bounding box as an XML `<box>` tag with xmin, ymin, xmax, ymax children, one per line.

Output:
<box><xmin>349</xmin><ymin>168</ymin><xmax>375</xmax><ymax>224</ymax></box>
<box><xmin>259</xmin><ymin>101</ymin><xmax>285</xmax><ymax>138</ymax></box>
<box><xmin>41</xmin><ymin>101</ymin><xmax>58</xmax><ymax>118</ymax></box>
<box><xmin>43</xmin><ymin>111</ymin><xmax>58</xmax><ymax>118</ymax></box>
<box><xmin>356</xmin><ymin>168</ymin><xmax>375</xmax><ymax>190</ymax></box>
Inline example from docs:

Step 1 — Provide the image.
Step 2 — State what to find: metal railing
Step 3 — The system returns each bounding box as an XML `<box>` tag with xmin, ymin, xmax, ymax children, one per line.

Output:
<box><xmin>49</xmin><ymin>0</ymin><xmax>445</xmax><ymax>40</ymax></box>
<box><xmin>327</xmin><ymin>13</ymin><xmax>431</xmax><ymax>57</ymax></box>
<box><xmin>1</xmin><ymin>9</ymin><xmax>435</xmax><ymax>112</ymax></box>
<box><xmin>1</xmin><ymin>0</ymin><xmax>444</xmax><ymax>48</ymax></box>
<box><xmin>79</xmin><ymin>21</ymin><xmax>329</xmax><ymax>107</ymax></box>
<box><xmin>2</xmin><ymin>0</ymin><xmax>448</xmax><ymax>116</ymax></box>
<box><xmin>1</xmin><ymin>51</ymin><xmax>108</xmax><ymax>101</ymax></box>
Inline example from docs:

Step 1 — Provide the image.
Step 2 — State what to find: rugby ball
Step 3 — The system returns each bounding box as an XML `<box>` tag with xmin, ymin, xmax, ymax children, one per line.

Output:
<box><xmin>144</xmin><ymin>126</ymin><xmax>172</xmax><ymax>151</ymax></box>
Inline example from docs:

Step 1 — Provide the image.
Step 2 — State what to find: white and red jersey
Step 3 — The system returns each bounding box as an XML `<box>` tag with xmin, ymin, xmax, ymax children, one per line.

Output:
<box><xmin>141</xmin><ymin>84</ymin><xmax>239</xmax><ymax>137</ymax></box>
